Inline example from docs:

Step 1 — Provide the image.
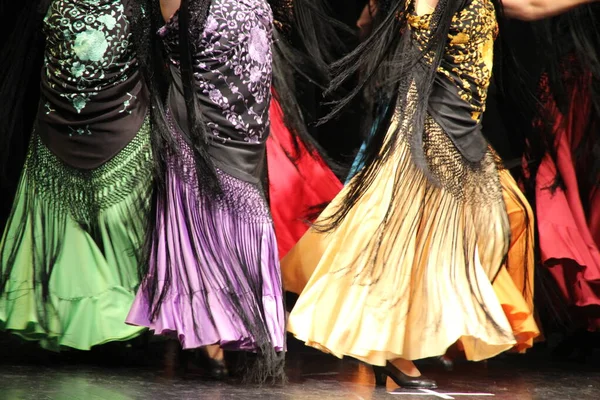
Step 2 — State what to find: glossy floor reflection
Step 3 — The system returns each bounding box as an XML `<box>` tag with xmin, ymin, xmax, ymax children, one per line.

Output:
<box><xmin>1</xmin><ymin>335</ymin><xmax>599</xmax><ymax>400</ymax></box>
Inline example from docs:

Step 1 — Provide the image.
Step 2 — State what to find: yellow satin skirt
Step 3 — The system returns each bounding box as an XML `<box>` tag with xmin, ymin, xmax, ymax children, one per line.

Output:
<box><xmin>282</xmin><ymin>117</ymin><xmax>539</xmax><ymax>366</ymax></box>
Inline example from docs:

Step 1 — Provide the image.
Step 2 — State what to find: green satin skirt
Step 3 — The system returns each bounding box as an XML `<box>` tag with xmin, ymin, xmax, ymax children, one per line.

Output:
<box><xmin>0</xmin><ymin>120</ymin><xmax>152</xmax><ymax>351</ymax></box>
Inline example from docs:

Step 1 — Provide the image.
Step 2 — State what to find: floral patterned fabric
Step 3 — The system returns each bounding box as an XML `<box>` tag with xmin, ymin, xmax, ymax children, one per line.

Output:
<box><xmin>407</xmin><ymin>0</ymin><xmax>498</xmax><ymax>123</ymax></box>
<box><xmin>161</xmin><ymin>0</ymin><xmax>274</xmax><ymax>145</ymax></box>
<box><xmin>37</xmin><ymin>0</ymin><xmax>148</xmax><ymax>169</ymax></box>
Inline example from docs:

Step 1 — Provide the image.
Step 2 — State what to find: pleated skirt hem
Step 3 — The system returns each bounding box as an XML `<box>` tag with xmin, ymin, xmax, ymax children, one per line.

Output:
<box><xmin>127</xmin><ymin>113</ymin><xmax>285</xmax><ymax>354</ymax></box>
<box><xmin>282</xmin><ymin>116</ymin><xmax>538</xmax><ymax>364</ymax></box>
<box><xmin>0</xmin><ymin>123</ymin><xmax>153</xmax><ymax>350</ymax></box>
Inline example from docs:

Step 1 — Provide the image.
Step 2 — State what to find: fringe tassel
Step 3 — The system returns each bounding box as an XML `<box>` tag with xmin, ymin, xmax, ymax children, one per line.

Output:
<box><xmin>0</xmin><ymin>122</ymin><xmax>153</xmax><ymax>348</ymax></box>
<box><xmin>131</xmin><ymin>116</ymin><xmax>286</xmax><ymax>383</ymax></box>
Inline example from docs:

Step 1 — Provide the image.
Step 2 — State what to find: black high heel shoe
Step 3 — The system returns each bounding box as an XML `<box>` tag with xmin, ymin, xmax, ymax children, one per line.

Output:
<box><xmin>435</xmin><ymin>355</ymin><xmax>454</xmax><ymax>371</ymax></box>
<box><xmin>373</xmin><ymin>362</ymin><xmax>437</xmax><ymax>389</ymax></box>
<box><xmin>205</xmin><ymin>357</ymin><xmax>229</xmax><ymax>381</ymax></box>
<box><xmin>193</xmin><ymin>348</ymin><xmax>229</xmax><ymax>380</ymax></box>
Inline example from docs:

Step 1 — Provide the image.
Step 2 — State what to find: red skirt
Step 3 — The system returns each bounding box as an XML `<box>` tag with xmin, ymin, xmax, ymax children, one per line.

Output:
<box><xmin>267</xmin><ymin>97</ymin><xmax>342</xmax><ymax>259</ymax></box>
<box><xmin>536</xmin><ymin>78</ymin><xmax>600</xmax><ymax>330</ymax></box>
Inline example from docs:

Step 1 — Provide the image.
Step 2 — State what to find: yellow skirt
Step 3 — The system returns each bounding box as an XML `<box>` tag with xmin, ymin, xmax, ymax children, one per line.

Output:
<box><xmin>282</xmin><ymin>116</ymin><xmax>539</xmax><ymax>366</ymax></box>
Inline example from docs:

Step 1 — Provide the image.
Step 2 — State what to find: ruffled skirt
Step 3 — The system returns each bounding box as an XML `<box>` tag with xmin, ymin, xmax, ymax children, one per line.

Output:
<box><xmin>266</xmin><ymin>97</ymin><xmax>342</xmax><ymax>258</ymax></box>
<box><xmin>283</xmin><ymin>113</ymin><xmax>538</xmax><ymax>365</ymax></box>
<box><xmin>535</xmin><ymin>82</ymin><xmax>600</xmax><ymax>330</ymax></box>
<box><xmin>127</xmin><ymin>113</ymin><xmax>285</xmax><ymax>355</ymax></box>
<box><xmin>0</xmin><ymin>121</ymin><xmax>152</xmax><ymax>351</ymax></box>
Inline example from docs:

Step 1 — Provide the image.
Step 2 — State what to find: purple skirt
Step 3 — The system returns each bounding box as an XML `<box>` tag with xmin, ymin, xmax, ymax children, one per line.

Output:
<box><xmin>127</xmin><ymin>116</ymin><xmax>285</xmax><ymax>353</ymax></box>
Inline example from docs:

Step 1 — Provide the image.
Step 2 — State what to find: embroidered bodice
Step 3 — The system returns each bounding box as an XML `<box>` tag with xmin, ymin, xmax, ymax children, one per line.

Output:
<box><xmin>38</xmin><ymin>0</ymin><xmax>147</xmax><ymax>169</ymax></box>
<box><xmin>161</xmin><ymin>0</ymin><xmax>274</xmax><ymax>145</ymax></box>
<box><xmin>408</xmin><ymin>0</ymin><xmax>498</xmax><ymax>122</ymax></box>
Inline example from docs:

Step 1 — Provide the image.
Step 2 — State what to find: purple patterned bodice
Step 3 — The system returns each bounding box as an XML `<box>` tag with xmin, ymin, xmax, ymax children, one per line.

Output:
<box><xmin>161</xmin><ymin>0</ymin><xmax>274</xmax><ymax>144</ymax></box>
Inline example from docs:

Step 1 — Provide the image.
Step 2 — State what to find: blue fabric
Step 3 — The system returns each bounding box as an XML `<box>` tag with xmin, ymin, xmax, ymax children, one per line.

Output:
<box><xmin>346</xmin><ymin>140</ymin><xmax>368</xmax><ymax>184</ymax></box>
<box><xmin>345</xmin><ymin>103</ymin><xmax>390</xmax><ymax>184</ymax></box>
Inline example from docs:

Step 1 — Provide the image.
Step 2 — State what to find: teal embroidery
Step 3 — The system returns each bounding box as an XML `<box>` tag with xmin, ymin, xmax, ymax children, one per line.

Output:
<box><xmin>44</xmin><ymin>102</ymin><xmax>56</xmax><ymax>115</ymax></box>
<box><xmin>97</xmin><ymin>14</ymin><xmax>117</xmax><ymax>30</ymax></box>
<box><xmin>70</xmin><ymin>62</ymin><xmax>86</xmax><ymax>78</ymax></box>
<box><xmin>120</xmin><ymin>92</ymin><xmax>136</xmax><ymax>114</ymax></box>
<box><xmin>43</xmin><ymin>0</ymin><xmax>135</xmax><ymax>116</ymax></box>
<box><xmin>73</xmin><ymin>29</ymin><xmax>109</xmax><ymax>62</ymax></box>
<box><xmin>68</xmin><ymin>125</ymin><xmax>93</xmax><ymax>137</ymax></box>
<box><xmin>72</xmin><ymin>95</ymin><xmax>88</xmax><ymax>113</ymax></box>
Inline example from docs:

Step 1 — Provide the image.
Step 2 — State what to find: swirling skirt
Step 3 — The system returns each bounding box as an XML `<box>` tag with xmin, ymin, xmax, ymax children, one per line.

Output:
<box><xmin>535</xmin><ymin>82</ymin><xmax>600</xmax><ymax>330</ymax></box>
<box><xmin>126</xmin><ymin>113</ymin><xmax>285</xmax><ymax>357</ymax></box>
<box><xmin>266</xmin><ymin>97</ymin><xmax>342</xmax><ymax>259</ymax></box>
<box><xmin>0</xmin><ymin>121</ymin><xmax>152</xmax><ymax>351</ymax></box>
<box><xmin>283</xmin><ymin>114</ymin><xmax>539</xmax><ymax>365</ymax></box>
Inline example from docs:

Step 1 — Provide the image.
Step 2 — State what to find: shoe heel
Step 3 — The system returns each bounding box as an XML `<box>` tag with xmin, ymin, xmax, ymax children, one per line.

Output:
<box><xmin>437</xmin><ymin>355</ymin><xmax>454</xmax><ymax>371</ymax></box>
<box><xmin>372</xmin><ymin>366</ymin><xmax>387</xmax><ymax>386</ymax></box>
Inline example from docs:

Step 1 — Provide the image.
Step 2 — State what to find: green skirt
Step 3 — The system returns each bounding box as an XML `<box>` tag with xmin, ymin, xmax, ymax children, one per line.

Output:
<box><xmin>0</xmin><ymin>121</ymin><xmax>152</xmax><ymax>351</ymax></box>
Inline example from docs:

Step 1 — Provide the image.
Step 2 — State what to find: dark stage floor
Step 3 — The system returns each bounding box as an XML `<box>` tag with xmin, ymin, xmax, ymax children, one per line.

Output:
<box><xmin>1</xmin><ymin>334</ymin><xmax>600</xmax><ymax>400</ymax></box>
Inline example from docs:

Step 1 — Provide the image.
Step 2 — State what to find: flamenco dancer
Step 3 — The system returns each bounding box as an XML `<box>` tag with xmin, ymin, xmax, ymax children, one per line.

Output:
<box><xmin>347</xmin><ymin>0</ymin><xmax>541</xmax><ymax>367</ymax></box>
<box><xmin>505</xmin><ymin>0</ymin><xmax>600</xmax><ymax>359</ymax></box>
<box><xmin>266</xmin><ymin>0</ymin><xmax>344</xmax><ymax>258</ymax></box>
<box><xmin>126</xmin><ymin>0</ymin><xmax>287</xmax><ymax>382</ymax></box>
<box><xmin>282</xmin><ymin>0</ymin><xmax>538</xmax><ymax>389</ymax></box>
<box><xmin>0</xmin><ymin>0</ymin><xmax>155</xmax><ymax>351</ymax></box>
